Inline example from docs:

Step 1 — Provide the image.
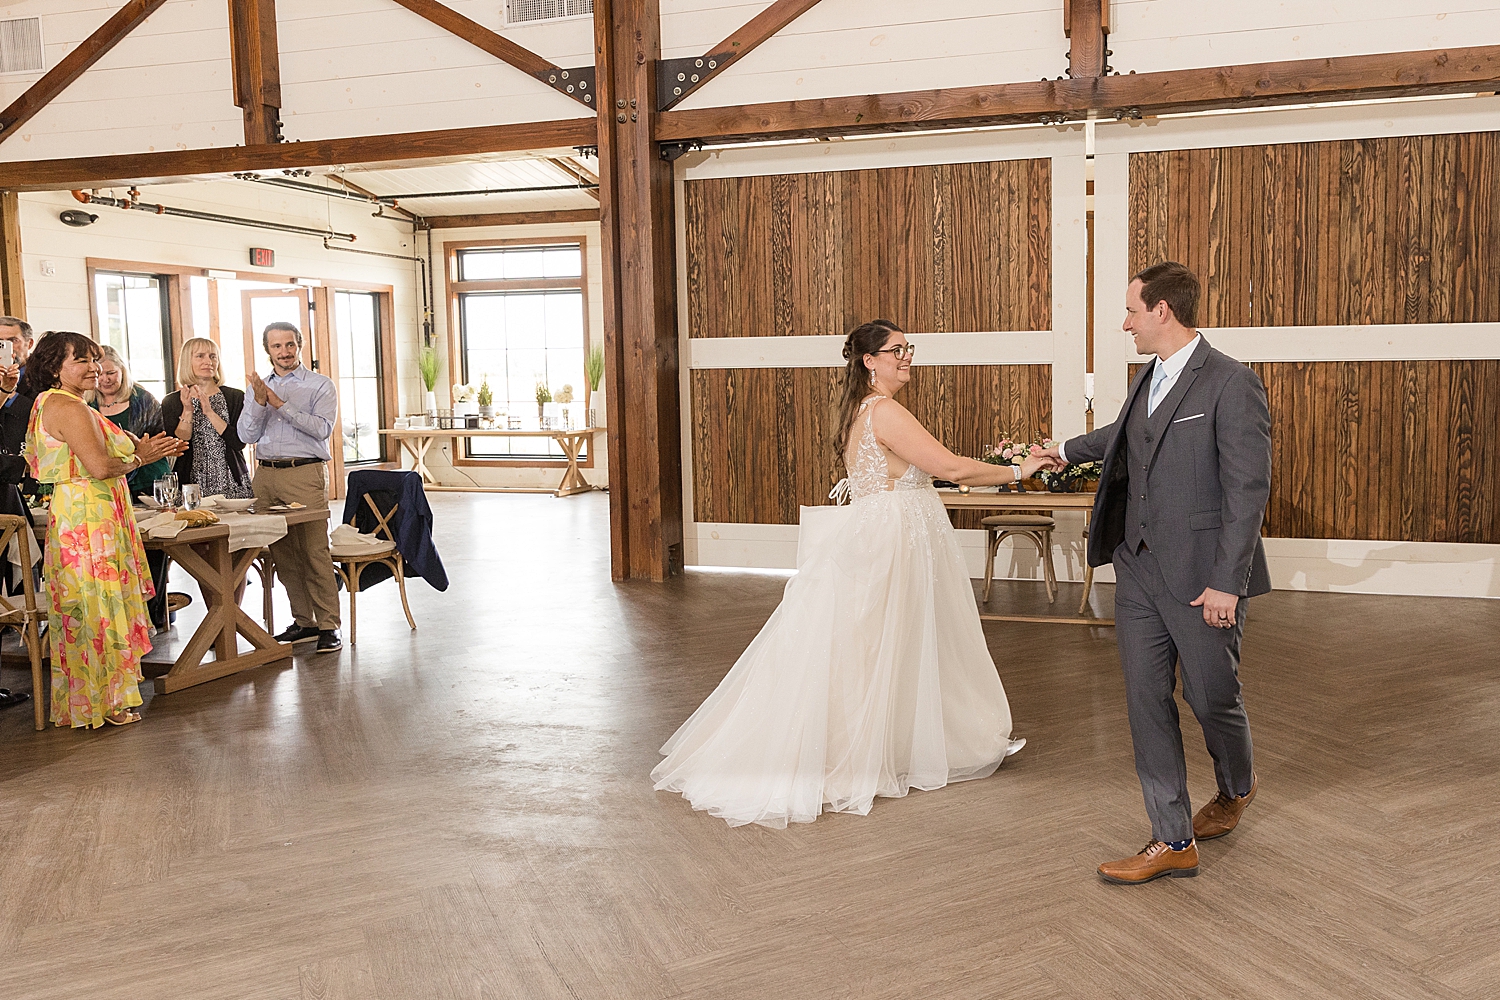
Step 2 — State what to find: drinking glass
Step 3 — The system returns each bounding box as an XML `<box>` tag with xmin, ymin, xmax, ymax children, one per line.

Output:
<box><xmin>181</xmin><ymin>484</ymin><xmax>201</xmax><ymax>509</ymax></box>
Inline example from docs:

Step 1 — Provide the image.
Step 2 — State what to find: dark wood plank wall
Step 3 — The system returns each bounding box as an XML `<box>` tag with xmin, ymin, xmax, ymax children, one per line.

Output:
<box><xmin>685</xmin><ymin>157</ymin><xmax>1057</xmax><ymax>528</ymax></box>
<box><xmin>1127</xmin><ymin>131</ymin><xmax>1500</xmax><ymax>543</ymax></box>
<box><xmin>692</xmin><ymin>364</ymin><xmax>1051</xmax><ymax>526</ymax></box>
<box><xmin>1128</xmin><ymin>132</ymin><xmax>1500</xmax><ymax>325</ymax></box>
<box><xmin>684</xmin><ymin>159</ymin><xmax>1053</xmax><ymax>337</ymax></box>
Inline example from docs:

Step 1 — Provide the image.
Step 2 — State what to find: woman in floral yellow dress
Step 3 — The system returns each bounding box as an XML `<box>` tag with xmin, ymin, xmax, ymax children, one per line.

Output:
<box><xmin>20</xmin><ymin>333</ymin><xmax>185</xmax><ymax>727</ymax></box>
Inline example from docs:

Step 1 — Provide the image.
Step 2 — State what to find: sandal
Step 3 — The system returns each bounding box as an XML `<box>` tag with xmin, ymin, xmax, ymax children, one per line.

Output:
<box><xmin>104</xmin><ymin>710</ymin><xmax>142</xmax><ymax>726</ymax></box>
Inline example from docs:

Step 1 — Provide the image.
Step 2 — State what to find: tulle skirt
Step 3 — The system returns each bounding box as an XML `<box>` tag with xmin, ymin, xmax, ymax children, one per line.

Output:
<box><xmin>653</xmin><ymin>486</ymin><xmax>1016</xmax><ymax>828</ymax></box>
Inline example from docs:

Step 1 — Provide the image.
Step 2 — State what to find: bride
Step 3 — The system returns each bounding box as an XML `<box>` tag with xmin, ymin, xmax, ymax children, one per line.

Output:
<box><xmin>653</xmin><ymin>319</ymin><xmax>1060</xmax><ymax>828</ymax></box>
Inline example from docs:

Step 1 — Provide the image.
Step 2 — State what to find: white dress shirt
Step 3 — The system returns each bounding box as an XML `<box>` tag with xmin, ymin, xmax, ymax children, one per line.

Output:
<box><xmin>1060</xmin><ymin>334</ymin><xmax>1201</xmax><ymax>463</ymax></box>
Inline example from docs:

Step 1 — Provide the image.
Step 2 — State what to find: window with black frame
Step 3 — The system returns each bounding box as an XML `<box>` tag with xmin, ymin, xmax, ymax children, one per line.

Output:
<box><xmin>92</xmin><ymin>271</ymin><xmax>174</xmax><ymax>401</ymax></box>
<box><xmin>335</xmin><ymin>290</ymin><xmax>386</xmax><ymax>464</ymax></box>
<box><xmin>453</xmin><ymin>242</ymin><xmax>587</xmax><ymax>460</ymax></box>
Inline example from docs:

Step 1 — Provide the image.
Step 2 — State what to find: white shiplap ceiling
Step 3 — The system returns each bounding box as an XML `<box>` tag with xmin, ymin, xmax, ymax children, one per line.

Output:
<box><xmin>335</xmin><ymin>155</ymin><xmax>599</xmax><ymax>218</ymax></box>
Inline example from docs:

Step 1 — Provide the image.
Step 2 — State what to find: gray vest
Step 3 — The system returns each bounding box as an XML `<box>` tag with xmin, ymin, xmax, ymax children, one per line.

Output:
<box><xmin>1123</xmin><ymin>365</ymin><xmax>1160</xmax><ymax>553</ymax></box>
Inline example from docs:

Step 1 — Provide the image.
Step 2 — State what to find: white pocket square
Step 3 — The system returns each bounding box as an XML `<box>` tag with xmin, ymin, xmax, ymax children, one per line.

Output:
<box><xmin>1173</xmin><ymin>413</ymin><xmax>1206</xmax><ymax>423</ymax></box>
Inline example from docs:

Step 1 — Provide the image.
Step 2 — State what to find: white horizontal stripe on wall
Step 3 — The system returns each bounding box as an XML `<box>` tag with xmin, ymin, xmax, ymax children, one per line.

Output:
<box><xmin>687</xmin><ymin>523</ymin><xmax>1500</xmax><ymax>601</ymax></box>
<box><xmin>685</xmin><ymin>331</ymin><xmax>1056</xmax><ymax>369</ymax></box>
<box><xmin>1207</xmin><ymin>324</ymin><xmax>1500</xmax><ymax>363</ymax></box>
<box><xmin>1094</xmin><ymin>94</ymin><xmax>1500</xmax><ymax>156</ymax></box>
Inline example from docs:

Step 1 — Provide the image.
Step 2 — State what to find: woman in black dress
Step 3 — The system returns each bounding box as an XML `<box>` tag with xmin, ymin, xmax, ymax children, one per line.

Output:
<box><xmin>161</xmin><ymin>337</ymin><xmax>252</xmax><ymax>499</ymax></box>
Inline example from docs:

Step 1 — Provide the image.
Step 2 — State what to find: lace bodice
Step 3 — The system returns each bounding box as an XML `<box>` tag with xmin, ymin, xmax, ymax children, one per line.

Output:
<box><xmin>841</xmin><ymin>396</ymin><xmax>932</xmax><ymax>502</ymax></box>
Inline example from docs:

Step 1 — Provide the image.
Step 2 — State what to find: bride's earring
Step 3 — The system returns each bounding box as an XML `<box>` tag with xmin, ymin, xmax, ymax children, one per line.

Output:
<box><xmin>868</xmin><ymin>368</ymin><xmax>876</xmax><ymax>387</ymax></box>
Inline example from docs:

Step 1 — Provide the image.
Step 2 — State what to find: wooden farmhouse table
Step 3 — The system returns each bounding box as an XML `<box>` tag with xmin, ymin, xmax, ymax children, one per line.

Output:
<box><xmin>938</xmin><ymin>488</ymin><xmax>1112</xmax><ymax>626</ymax></box>
<box><xmin>379</xmin><ymin>427</ymin><xmax>599</xmax><ymax>497</ymax></box>
<box><xmin>142</xmin><ymin>506</ymin><xmax>331</xmax><ymax>693</ymax></box>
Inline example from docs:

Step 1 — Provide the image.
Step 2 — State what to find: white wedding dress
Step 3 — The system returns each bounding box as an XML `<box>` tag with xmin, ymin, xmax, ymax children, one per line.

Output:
<box><xmin>653</xmin><ymin>395</ymin><xmax>1021</xmax><ymax>828</ymax></box>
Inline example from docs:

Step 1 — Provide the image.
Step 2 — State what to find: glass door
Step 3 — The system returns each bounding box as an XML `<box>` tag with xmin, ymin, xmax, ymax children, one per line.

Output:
<box><xmin>241</xmin><ymin>289</ymin><xmax>313</xmax><ymax>381</ymax></box>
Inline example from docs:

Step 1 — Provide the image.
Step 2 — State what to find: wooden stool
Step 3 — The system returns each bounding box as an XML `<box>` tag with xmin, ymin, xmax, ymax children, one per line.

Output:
<box><xmin>1078</xmin><ymin>525</ymin><xmax>1095</xmax><ymax>614</ymax></box>
<box><xmin>0</xmin><ymin>515</ymin><xmax>46</xmax><ymax>731</ymax></box>
<box><xmin>981</xmin><ymin>514</ymin><xmax>1058</xmax><ymax>604</ymax></box>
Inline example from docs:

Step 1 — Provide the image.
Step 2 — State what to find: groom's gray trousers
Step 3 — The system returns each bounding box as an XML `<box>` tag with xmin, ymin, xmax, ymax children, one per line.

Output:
<box><xmin>1113</xmin><ymin>539</ymin><xmax>1255</xmax><ymax>843</ymax></box>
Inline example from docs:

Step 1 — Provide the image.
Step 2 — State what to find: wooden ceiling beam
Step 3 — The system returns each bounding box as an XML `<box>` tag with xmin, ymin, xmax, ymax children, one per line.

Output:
<box><xmin>544</xmin><ymin>156</ymin><xmax>600</xmax><ymax>201</ymax></box>
<box><xmin>422</xmin><ymin>208</ymin><xmax>600</xmax><ymax>229</ymax></box>
<box><xmin>0</xmin><ymin>118</ymin><xmax>597</xmax><ymax>192</ymax></box>
<box><xmin>656</xmin><ymin>44</ymin><xmax>1500</xmax><ymax>144</ymax></box>
<box><xmin>229</xmin><ymin>0</ymin><xmax>283</xmax><ymax>145</ymax></box>
<box><xmin>386</xmin><ymin>0</ymin><xmax>595</xmax><ymax>108</ymax></box>
<box><xmin>659</xmin><ymin>0</ymin><xmax>823</xmax><ymax>110</ymax></box>
<box><xmin>1064</xmin><ymin>0</ymin><xmax>1110</xmax><ymax>80</ymax></box>
<box><xmin>0</xmin><ymin>0</ymin><xmax>170</xmax><ymax>145</ymax></box>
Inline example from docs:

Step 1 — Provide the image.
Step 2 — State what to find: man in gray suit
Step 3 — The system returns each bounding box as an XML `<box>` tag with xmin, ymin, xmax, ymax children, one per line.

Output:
<box><xmin>1041</xmin><ymin>261</ymin><xmax>1272</xmax><ymax>884</ymax></box>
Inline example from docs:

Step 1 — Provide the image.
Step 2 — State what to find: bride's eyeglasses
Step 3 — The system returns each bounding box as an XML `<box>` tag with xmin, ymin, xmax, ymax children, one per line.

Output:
<box><xmin>873</xmin><ymin>344</ymin><xmax>917</xmax><ymax>361</ymax></box>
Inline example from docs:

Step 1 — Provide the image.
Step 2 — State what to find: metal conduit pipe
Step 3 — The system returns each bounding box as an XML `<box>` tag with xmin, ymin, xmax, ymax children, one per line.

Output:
<box><xmin>72</xmin><ymin>190</ymin><xmax>357</xmax><ymax>242</ymax></box>
<box><xmin>236</xmin><ymin>173</ymin><xmax>386</xmax><ymax>205</ymax></box>
<box><xmin>380</xmin><ymin>183</ymin><xmax>598</xmax><ymax>199</ymax></box>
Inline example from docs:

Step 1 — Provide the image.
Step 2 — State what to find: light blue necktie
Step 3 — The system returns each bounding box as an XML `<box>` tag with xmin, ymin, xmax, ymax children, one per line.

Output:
<box><xmin>1147</xmin><ymin>361</ymin><xmax>1170</xmax><ymax>417</ymax></box>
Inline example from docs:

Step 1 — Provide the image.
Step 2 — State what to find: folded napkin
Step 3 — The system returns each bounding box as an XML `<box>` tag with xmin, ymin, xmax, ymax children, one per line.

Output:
<box><xmin>137</xmin><ymin>512</ymin><xmax>189</xmax><ymax>539</ymax></box>
<box><xmin>330</xmin><ymin>523</ymin><xmax>389</xmax><ymax>551</ymax></box>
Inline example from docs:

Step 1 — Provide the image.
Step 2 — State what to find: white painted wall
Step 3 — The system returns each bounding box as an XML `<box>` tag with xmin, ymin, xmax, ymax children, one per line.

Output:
<box><xmin>3</xmin><ymin>1</ymin><xmax>1496</xmax><ymax>162</ymax></box>
<box><xmin>1108</xmin><ymin>1</ymin><xmax>1500</xmax><ymax>75</ymax></box>
<box><xmin>422</xmin><ymin>222</ymin><xmax>608</xmax><ymax>491</ymax></box>
<box><xmin>17</xmin><ymin>177</ymin><xmax>424</xmax><ymax>418</ymax></box>
<box><xmin>664</xmin><ymin>0</ymin><xmax>1068</xmax><ymax>109</ymax></box>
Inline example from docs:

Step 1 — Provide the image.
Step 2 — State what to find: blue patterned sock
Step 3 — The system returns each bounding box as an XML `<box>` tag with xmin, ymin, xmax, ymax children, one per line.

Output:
<box><xmin>1166</xmin><ymin>838</ymin><xmax>1194</xmax><ymax>851</ymax></box>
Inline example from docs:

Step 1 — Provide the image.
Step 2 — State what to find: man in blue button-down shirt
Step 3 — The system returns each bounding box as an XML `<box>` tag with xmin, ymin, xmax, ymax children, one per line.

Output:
<box><xmin>238</xmin><ymin>321</ymin><xmax>343</xmax><ymax>652</ymax></box>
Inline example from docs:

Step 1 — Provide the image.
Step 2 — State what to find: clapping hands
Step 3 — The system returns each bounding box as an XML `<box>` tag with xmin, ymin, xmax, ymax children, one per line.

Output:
<box><xmin>134</xmin><ymin>432</ymin><xmax>188</xmax><ymax>465</ymax></box>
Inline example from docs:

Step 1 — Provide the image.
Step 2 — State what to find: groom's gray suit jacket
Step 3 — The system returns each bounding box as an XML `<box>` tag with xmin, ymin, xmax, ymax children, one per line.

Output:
<box><xmin>1066</xmin><ymin>336</ymin><xmax>1272</xmax><ymax>604</ymax></box>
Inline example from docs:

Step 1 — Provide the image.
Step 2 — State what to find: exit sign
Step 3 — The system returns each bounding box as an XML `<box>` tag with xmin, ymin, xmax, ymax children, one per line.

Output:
<box><xmin>250</xmin><ymin>247</ymin><xmax>275</xmax><ymax>267</ymax></box>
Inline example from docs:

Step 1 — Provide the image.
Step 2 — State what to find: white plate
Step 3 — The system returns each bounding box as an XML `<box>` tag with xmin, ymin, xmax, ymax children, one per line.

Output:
<box><xmin>214</xmin><ymin>498</ymin><xmax>256</xmax><ymax>512</ymax></box>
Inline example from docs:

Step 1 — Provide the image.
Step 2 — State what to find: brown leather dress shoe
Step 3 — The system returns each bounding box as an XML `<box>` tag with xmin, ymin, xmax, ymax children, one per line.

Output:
<box><xmin>1193</xmin><ymin>775</ymin><xmax>1258</xmax><ymax>841</ymax></box>
<box><xmin>1098</xmin><ymin>840</ymin><xmax>1200</xmax><ymax>884</ymax></box>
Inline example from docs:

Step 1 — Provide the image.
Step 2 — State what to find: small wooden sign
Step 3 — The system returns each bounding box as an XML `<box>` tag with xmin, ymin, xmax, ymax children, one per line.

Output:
<box><xmin>249</xmin><ymin>247</ymin><xmax>275</xmax><ymax>267</ymax></box>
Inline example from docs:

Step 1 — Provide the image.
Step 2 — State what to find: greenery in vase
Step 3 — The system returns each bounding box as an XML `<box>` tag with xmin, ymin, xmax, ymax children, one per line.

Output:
<box><xmin>1038</xmin><ymin>461</ymin><xmax>1102</xmax><ymax>491</ymax></box>
<box><xmin>477</xmin><ymin>377</ymin><xmax>493</xmax><ymax>407</ymax></box>
<box><xmin>535</xmin><ymin>382</ymin><xmax>552</xmax><ymax>405</ymax></box>
<box><xmin>418</xmin><ymin>346</ymin><xmax>439</xmax><ymax>392</ymax></box>
<box><xmin>585</xmin><ymin>345</ymin><xmax>605</xmax><ymax>392</ymax></box>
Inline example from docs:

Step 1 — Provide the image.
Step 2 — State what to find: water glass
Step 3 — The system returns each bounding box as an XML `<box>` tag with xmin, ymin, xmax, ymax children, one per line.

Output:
<box><xmin>181</xmin><ymin>484</ymin><xmax>201</xmax><ymax>510</ymax></box>
<box><xmin>153</xmin><ymin>474</ymin><xmax>180</xmax><ymax>508</ymax></box>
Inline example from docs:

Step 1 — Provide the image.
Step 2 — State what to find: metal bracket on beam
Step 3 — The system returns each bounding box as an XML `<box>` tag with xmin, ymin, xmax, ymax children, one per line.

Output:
<box><xmin>658</xmin><ymin>55</ymin><xmax>728</xmax><ymax>112</ymax></box>
<box><xmin>659</xmin><ymin>140</ymin><xmax>702</xmax><ymax>162</ymax></box>
<box><xmin>535</xmin><ymin>66</ymin><xmax>596</xmax><ymax>108</ymax></box>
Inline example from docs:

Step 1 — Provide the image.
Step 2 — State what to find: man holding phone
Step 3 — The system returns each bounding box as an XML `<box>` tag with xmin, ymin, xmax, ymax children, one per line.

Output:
<box><xmin>0</xmin><ymin>316</ymin><xmax>36</xmax><ymax>711</ymax></box>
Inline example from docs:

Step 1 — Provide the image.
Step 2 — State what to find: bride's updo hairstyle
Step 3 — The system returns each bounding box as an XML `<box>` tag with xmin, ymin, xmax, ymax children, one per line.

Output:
<box><xmin>835</xmin><ymin>319</ymin><xmax>902</xmax><ymax>465</ymax></box>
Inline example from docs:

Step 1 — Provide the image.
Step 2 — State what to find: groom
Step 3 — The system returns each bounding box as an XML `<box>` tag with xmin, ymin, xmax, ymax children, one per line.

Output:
<box><xmin>1041</xmin><ymin>262</ymin><xmax>1272</xmax><ymax>884</ymax></box>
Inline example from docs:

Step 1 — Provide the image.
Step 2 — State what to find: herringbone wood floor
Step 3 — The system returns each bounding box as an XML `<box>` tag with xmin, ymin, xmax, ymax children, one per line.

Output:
<box><xmin>1</xmin><ymin>492</ymin><xmax>1495</xmax><ymax>999</ymax></box>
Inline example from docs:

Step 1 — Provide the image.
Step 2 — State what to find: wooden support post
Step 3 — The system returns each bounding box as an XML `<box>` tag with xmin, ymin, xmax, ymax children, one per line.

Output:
<box><xmin>0</xmin><ymin>192</ymin><xmax>25</xmax><ymax>321</ymax></box>
<box><xmin>228</xmin><ymin>0</ymin><xmax>283</xmax><ymax>145</ymax></box>
<box><xmin>1064</xmin><ymin>0</ymin><xmax>1109</xmax><ymax>80</ymax></box>
<box><xmin>595</xmin><ymin>0</ymin><xmax>684</xmax><ymax>581</ymax></box>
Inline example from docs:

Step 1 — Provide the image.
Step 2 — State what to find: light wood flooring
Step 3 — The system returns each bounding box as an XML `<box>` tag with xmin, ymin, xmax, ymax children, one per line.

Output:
<box><xmin>1</xmin><ymin>492</ymin><xmax>1497</xmax><ymax>999</ymax></box>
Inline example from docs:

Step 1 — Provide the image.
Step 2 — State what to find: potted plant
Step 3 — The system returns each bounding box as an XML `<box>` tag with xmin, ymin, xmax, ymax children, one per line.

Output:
<box><xmin>477</xmin><ymin>377</ymin><xmax>494</xmax><ymax>419</ymax></box>
<box><xmin>585</xmin><ymin>344</ymin><xmax>605</xmax><ymax>427</ymax></box>
<box><xmin>452</xmin><ymin>382</ymin><xmax>477</xmax><ymax>416</ymax></box>
<box><xmin>418</xmin><ymin>346</ymin><xmax>439</xmax><ymax>417</ymax></box>
<box><xmin>535</xmin><ymin>381</ymin><xmax>552</xmax><ymax>422</ymax></box>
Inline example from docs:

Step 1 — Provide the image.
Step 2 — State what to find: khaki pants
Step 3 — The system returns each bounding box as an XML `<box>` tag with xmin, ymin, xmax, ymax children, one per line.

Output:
<box><xmin>253</xmin><ymin>462</ymin><xmax>340</xmax><ymax>630</ymax></box>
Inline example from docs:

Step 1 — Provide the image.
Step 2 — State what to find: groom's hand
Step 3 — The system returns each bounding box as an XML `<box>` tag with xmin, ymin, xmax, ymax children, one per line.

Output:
<box><xmin>1037</xmin><ymin>444</ymin><xmax>1066</xmax><ymax>466</ymax></box>
<box><xmin>1191</xmin><ymin>587</ymin><xmax>1239</xmax><ymax>628</ymax></box>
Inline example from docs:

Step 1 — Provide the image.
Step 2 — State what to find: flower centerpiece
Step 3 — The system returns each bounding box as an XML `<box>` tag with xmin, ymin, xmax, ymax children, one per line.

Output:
<box><xmin>1039</xmin><ymin>457</ymin><xmax>1102</xmax><ymax>493</ymax></box>
<box><xmin>535</xmin><ymin>381</ymin><xmax>552</xmax><ymax>421</ymax></box>
<box><xmin>452</xmin><ymin>382</ymin><xmax>478</xmax><ymax>416</ymax></box>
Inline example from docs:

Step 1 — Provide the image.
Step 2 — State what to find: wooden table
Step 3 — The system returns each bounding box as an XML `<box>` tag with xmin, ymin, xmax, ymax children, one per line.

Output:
<box><xmin>144</xmin><ymin>507</ymin><xmax>331</xmax><ymax>693</ymax></box>
<box><xmin>380</xmin><ymin>427</ymin><xmax>599</xmax><ymax>497</ymax></box>
<box><xmin>939</xmin><ymin>489</ymin><xmax>1112</xmax><ymax>627</ymax></box>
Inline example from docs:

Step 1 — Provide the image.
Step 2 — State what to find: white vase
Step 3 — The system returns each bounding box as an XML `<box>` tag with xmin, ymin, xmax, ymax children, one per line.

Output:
<box><xmin>589</xmin><ymin>385</ymin><xmax>606</xmax><ymax>428</ymax></box>
<box><xmin>424</xmin><ymin>390</ymin><xmax>437</xmax><ymax>416</ymax></box>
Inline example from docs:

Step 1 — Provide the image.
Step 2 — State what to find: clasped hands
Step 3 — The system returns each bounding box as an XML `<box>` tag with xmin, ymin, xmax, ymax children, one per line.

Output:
<box><xmin>1034</xmin><ymin>444</ymin><xmax>1238</xmax><ymax>629</ymax></box>
<box><xmin>246</xmin><ymin>372</ymin><xmax>284</xmax><ymax>409</ymax></box>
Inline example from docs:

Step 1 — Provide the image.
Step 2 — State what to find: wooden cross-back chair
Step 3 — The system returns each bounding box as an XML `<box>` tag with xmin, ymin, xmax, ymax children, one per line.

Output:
<box><xmin>0</xmin><ymin>515</ymin><xmax>46</xmax><ymax>731</ymax></box>
<box><xmin>330</xmin><ymin>491</ymin><xmax>417</xmax><ymax>646</ymax></box>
